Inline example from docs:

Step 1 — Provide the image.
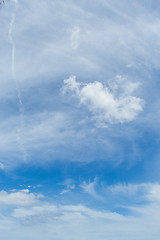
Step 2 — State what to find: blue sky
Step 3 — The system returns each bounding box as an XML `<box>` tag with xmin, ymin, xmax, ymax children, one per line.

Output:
<box><xmin>0</xmin><ymin>0</ymin><xmax>160</xmax><ymax>239</ymax></box>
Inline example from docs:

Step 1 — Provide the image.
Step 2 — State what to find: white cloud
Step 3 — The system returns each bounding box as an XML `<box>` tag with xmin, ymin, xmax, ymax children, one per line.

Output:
<box><xmin>80</xmin><ymin>178</ymin><xmax>104</xmax><ymax>201</ymax></box>
<box><xmin>107</xmin><ymin>182</ymin><xmax>160</xmax><ymax>199</ymax></box>
<box><xmin>0</xmin><ymin>0</ymin><xmax>159</xmax><ymax>168</ymax></box>
<box><xmin>108</xmin><ymin>183</ymin><xmax>147</xmax><ymax>195</ymax></box>
<box><xmin>59</xmin><ymin>179</ymin><xmax>76</xmax><ymax>195</ymax></box>
<box><xmin>104</xmin><ymin>182</ymin><xmax>160</xmax><ymax>206</ymax></box>
<box><xmin>0</xmin><ymin>190</ymin><xmax>42</xmax><ymax>206</ymax></box>
<box><xmin>0</xmin><ymin>185</ymin><xmax>159</xmax><ymax>239</ymax></box>
<box><xmin>79</xmin><ymin>181</ymin><xmax>160</xmax><ymax>207</ymax></box>
<box><xmin>146</xmin><ymin>183</ymin><xmax>160</xmax><ymax>202</ymax></box>
<box><xmin>2</xmin><ymin>197</ymin><xmax>160</xmax><ymax>240</ymax></box>
<box><xmin>62</xmin><ymin>75</ymin><xmax>144</xmax><ymax>126</ymax></box>
<box><xmin>60</xmin><ymin>189</ymin><xmax>70</xmax><ymax>195</ymax></box>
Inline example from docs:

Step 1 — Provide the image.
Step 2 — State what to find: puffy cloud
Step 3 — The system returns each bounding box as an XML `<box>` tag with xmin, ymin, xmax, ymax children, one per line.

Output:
<box><xmin>62</xmin><ymin>75</ymin><xmax>144</xmax><ymax>126</ymax></box>
<box><xmin>0</xmin><ymin>190</ymin><xmax>42</xmax><ymax>206</ymax></box>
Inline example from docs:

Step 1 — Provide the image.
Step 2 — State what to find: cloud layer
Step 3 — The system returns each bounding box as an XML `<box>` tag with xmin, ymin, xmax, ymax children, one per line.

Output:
<box><xmin>0</xmin><ymin>183</ymin><xmax>160</xmax><ymax>240</ymax></box>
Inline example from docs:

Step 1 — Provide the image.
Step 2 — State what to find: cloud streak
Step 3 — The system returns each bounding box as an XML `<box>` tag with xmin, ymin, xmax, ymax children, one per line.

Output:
<box><xmin>8</xmin><ymin>0</ymin><xmax>27</xmax><ymax>161</ymax></box>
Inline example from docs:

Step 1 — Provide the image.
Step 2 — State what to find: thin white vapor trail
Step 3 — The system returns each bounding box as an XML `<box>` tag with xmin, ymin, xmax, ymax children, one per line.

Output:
<box><xmin>9</xmin><ymin>0</ymin><xmax>27</xmax><ymax>161</ymax></box>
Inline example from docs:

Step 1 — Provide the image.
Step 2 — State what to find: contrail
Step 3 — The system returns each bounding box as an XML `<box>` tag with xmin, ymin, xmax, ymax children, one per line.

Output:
<box><xmin>9</xmin><ymin>0</ymin><xmax>27</xmax><ymax>161</ymax></box>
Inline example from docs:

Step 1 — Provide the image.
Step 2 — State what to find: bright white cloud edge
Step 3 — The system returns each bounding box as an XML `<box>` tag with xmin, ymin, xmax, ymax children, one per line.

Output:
<box><xmin>62</xmin><ymin>75</ymin><xmax>144</xmax><ymax>127</ymax></box>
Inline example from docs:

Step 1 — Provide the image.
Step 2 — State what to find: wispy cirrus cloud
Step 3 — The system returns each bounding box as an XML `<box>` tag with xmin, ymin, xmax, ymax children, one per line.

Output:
<box><xmin>0</xmin><ymin>1</ymin><xmax>160</xmax><ymax>238</ymax></box>
<box><xmin>80</xmin><ymin>178</ymin><xmax>104</xmax><ymax>201</ymax></box>
<box><xmin>0</xmin><ymin>0</ymin><xmax>159</xmax><ymax>170</ymax></box>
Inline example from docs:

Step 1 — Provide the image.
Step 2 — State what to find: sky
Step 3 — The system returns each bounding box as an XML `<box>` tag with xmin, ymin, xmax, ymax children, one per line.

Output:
<box><xmin>0</xmin><ymin>0</ymin><xmax>160</xmax><ymax>239</ymax></box>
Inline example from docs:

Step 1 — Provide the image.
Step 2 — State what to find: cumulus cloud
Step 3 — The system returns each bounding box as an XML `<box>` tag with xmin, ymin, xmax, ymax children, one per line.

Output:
<box><xmin>62</xmin><ymin>75</ymin><xmax>144</xmax><ymax>126</ymax></box>
<box><xmin>0</xmin><ymin>190</ymin><xmax>42</xmax><ymax>206</ymax></box>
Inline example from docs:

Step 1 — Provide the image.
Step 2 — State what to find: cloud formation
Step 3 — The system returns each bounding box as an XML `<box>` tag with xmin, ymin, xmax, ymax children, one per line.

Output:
<box><xmin>80</xmin><ymin>178</ymin><xmax>104</xmax><ymax>201</ymax></box>
<box><xmin>0</xmin><ymin>1</ymin><xmax>160</xmax><ymax>238</ymax></box>
<box><xmin>0</xmin><ymin>189</ymin><xmax>43</xmax><ymax>206</ymax></box>
<box><xmin>62</xmin><ymin>75</ymin><xmax>144</xmax><ymax>126</ymax></box>
<box><xmin>0</xmin><ymin>184</ymin><xmax>160</xmax><ymax>240</ymax></box>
